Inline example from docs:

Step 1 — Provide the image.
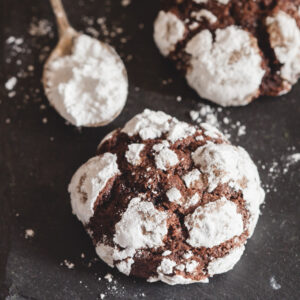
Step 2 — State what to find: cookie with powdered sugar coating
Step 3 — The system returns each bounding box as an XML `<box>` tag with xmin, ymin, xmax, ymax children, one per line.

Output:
<box><xmin>69</xmin><ymin>109</ymin><xmax>265</xmax><ymax>284</ymax></box>
<box><xmin>154</xmin><ymin>0</ymin><xmax>300</xmax><ymax>106</ymax></box>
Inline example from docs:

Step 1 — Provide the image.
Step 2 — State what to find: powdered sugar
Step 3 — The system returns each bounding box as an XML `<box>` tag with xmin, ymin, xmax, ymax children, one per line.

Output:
<box><xmin>162</xmin><ymin>250</ymin><xmax>172</xmax><ymax>256</ymax></box>
<box><xmin>70</xmin><ymin>110</ymin><xmax>264</xmax><ymax>285</ymax></box>
<box><xmin>121</xmin><ymin>0</ymin><xmax>131</xmax><ymax>7</ymax></box>
<box><xmin>201</xmin><ymin>123</ymin><xmax>224</xmax><ymax>139</ymax></box>
<box><xmin>192</xmin><ymin>142</ymin><xmax>265</xmax><ymax>235</ymax></box>
<box><xmin>125</xmin><ymin>143</ymin><xmax>145</xmax><ymax>166</ymax></box>
<box><xmin>166</xmin><ymin>187</ymin><xmax>182</xmax><ymax>203</ymax></box>
<box><xmin>95</xmin><ymin>243</ymin><xmax>115</xmax><ymax>267</ymax></box>
<box><xmin>154</xmin><ymin>11</ymin><xmax>185</xmax><ymax>56</ymax></box>
<box><xmin>166</xmin><ymin>188</ymin><xmax>199</xmax><ymax>209</ymax></box>
<box><xmin>185</xmin><ymin>26</ymin><xmax>265</xmax><ymax>106</ymax></box>
<box><xmin>185</xmin><ymin>197</ymin><xmax>244</xmax><ymax>248</ymax></box>
<box><xmin>153</xmin><ymin>141</ymin><xmax>179</xmax><ymax>171</ymax></box>
<box><xmin>148</xmin><ymin>258</ymin><xmax>208</xmax><ymax>285</ymax></box>
<box><xmin>122</xmin><ymin>109</ymin><xmax>197</xmax><ymax>143</ymax></box>
<box><xmin>184</xmin><ymin>193</ymin><xmax>200</xmax><ymax>209</ymax></box>
<box><xmin>62</xmin><ymin>259</ymin><xmax>75</xmax><ymax>269</ymax></box>
<box><xmin>207</xmin><ymin>245</ymin><xmax>245</xmax><ymax>276</ymax></box>
<box><xmin>270</xmin><ymin>276</ymin><xmax>281</xmax><ymax>290</ymax></box>
<box><xmin>182</xmin><ymin>169</ymin><xmax>201</xmax><ymax>188</ymax></box>
<box><xmin>104</xmin><ymin>273</ymin><xmax>113</xmax><ymax>282</ymax></box>
<box><xmin>69</xmin><ymin>153</ymin><xmax>120</xmax><ymax>224</ymax></box>
<box><xmin>183</xmin><ymin>251</ymin><xmax>193</xmax><ymax>259</ymax></box>
<box><xmin>167</xmin><ymin>122</ymin><xmax>196</xmax><ymax>143</ymax></box>
<box><xmin>116</xmin><ymin>258</ymin><xmax>134</xmax><ymax>276</ymax></box>
<box><xmin>29</xmin><ymin>19</ymin><xmax>53</xmax><ymax>37</ymax></box>
<box><xmin>189</xmin><ymin>103</ymin><xmax>247</xmax><ymax>141</ymax></box>
<box><xmin>284</xmin><ymin>153</ymin><xmax>300</xmax><ymax>173</ymax></box>
<box><xmin>185</xmin><ymin>260</ymin><xmax>199</xmax><ymax>273</ymax></box>
<box><xmin>114</xmin><ymin>197</ymin><xmax>168</xmax><ymax>250</ymax></box>
<box><xmin>25</xmin><ymin>229</ymin><xmax>35</xmax><ymax>239</ymax></box>
<box><xmin>148</xmin><ymin>273</ymin><xmax>208</xmax><ymax>285</ymax></box>
<box><xmin>190</xmin><ymin>104</ymin><xmax>219</xmax><ymax>127</ymax></box>
<box><xmin>95</xmin><ymin>241</ymin><xmax>136</xmax><ymax>271</ymax></box>
<box><xmin>175</xmin><ymin>264</ymin><xmax>185</xmax><ymax>271</ymax></box>
<box><xmin>191</xmin><ymin>10</ymin><xmax>217</xmax><ymax>24</ymax></box>
<box><xmin>5</xmin><ymin>77</ymin><xmax>17</xmax><ymax>90</ymax></box>
<box><xmin>158</xmin><ymin>258</ymin><xmax>177</xmax><ymax>275</ymax></box>
<box><xmin>122</xmin><ymin>109</ymin><xmax>172</xmax><ymax>140</ymax></box>
<box><xmin>45</xmin><ymin>34</ymin><xmax>128</xmax><ymax>126</ymax></box>
<box><xmin>267</xmin><ymin>11</ymin><xmax>300</xmax><ymax>85</ymax></box>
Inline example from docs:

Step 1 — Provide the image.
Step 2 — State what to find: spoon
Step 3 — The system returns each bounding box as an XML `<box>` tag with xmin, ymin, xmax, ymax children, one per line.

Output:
<box><xmin>43</xmin><ymin>0</ymin><xmax>128</xmax><ymax>127</ymax></box>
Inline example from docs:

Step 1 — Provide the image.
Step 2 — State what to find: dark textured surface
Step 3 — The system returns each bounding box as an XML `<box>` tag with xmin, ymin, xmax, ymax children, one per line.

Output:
<box><xmin>0</xmin><ymin>0</ymin><xmax>299</xmax><ymax>299</ymax></box>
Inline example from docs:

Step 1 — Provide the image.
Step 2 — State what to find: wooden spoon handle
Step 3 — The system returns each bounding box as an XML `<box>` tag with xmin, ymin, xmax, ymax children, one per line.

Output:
<box><xmin>49</xmin><ymin>0</ymin><xmax>72</xmax><ymax>37</ymax></box>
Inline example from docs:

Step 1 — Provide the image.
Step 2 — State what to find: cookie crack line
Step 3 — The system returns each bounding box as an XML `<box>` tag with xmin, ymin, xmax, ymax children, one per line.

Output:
<box><xmin>154</xmin><ymin>0</ymin><xmax>300</xmax><ymax>106</ymax></box>
<box><xmin>69</xmin><ymin>109</ymin><xmax>265</xmax><ymax>284</ymax></box>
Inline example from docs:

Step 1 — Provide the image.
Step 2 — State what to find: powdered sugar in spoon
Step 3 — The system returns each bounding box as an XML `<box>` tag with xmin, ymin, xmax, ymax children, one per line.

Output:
<box><xmin>43</xmin><ymin>0</ymin><xmax>128</xmax><ymax>127</ymax></box>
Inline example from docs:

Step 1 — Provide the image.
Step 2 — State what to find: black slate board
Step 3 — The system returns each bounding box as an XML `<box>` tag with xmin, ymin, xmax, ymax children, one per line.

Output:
<box><xmin>1</xmin><ymin>0</ymin><xmax>300</xmax><ymax>299</ymax></box>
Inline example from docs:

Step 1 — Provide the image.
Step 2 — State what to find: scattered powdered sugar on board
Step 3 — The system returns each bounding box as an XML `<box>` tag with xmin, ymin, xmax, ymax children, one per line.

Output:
<box><xmin>270</xmin><ymin>276</ymin><xmax>281</xmax><ymax>290</ymax></box>
<box><xmin>189</xmin><ymin>103</ymin><xmax>298</xmax><ymax>195</ymax></box>
<box><xmin>4</xmin><ymin>30</ymin><xmax>52</xmax><ymax>112</ymax></box>
<box><xmin>81</xmin><ymin>13</ymin><xmax>135</xmax><ymax>63</ymax></box>
<box><xmin>189</xmin><ymin>103</ymin><xmax>247</xmax><ymax>140</ymax></box>
<box><xmin>61</xmin><ymin>259</ymin><xmax>75</xmax><ymax>269</ymax></box>
<box><xmin>104</xmin><ymin>273</ymin><xmax>113</xmax><ymax>282</ymax></box>
<box><xmin>283</xmin><ymin>153</ymin><xmax>300</xmax><ymax>173</ymax></box>
<box><xmin>121</xmin><ymin>0</ymin><xmax>131</xmax><ymax>7</ymax></box>
<box><xmin>257</xmin><ymin>149</ymin><xmax>299</xmax><ymax>193</ymax></box>
<box><xmin>29</xmin><ymin>18</ymin><xmax>53</xmax><ymax>37</ymax></box>
<box><xmin>24</xmin><ymin>229</ymin><xmax>35</xmax><ymax>239</ymax></box>
<box><xmin>5</xmin><ymin>77</ymin><xmax>17</xmax><ymax>90</ymax></box>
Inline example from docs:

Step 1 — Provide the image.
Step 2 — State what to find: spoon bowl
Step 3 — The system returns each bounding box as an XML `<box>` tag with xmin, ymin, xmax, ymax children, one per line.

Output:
<box><xmin>43</xmin><ymin>0</ymin><xmax>128</xmax><ymax>127</ymax></box>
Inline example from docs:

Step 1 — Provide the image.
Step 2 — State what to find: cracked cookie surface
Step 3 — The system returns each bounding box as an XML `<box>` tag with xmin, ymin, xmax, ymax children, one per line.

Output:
<box><xmin>154</xmin><ymin>0</ymin><xmax>300</xmax><ymax>106</ymax></box>
<box><xmin>69</xmin><ymin>109</ymin><xmax>265</xmax><ymax>284</ymax></box>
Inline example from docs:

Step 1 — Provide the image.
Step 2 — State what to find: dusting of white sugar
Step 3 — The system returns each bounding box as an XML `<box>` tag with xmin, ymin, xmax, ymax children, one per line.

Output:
<box><xmin>185</xmin><ymin>197</ymin><xmax>244</xmax><ymax>248</ymax></box>
<box><xmin>62</xmin><ymin>259</ymin><xmax>75</xmax><ymax>269</ymax></box>
<box><xmin>45</xmin><ymin>34</ymin><xmax>128</xmax><ymax>127</ymax></box>
<box><xmin>153</xmin><ymin>141</ymin><xmax>179</xmax><ymax>171</ymax></box>
<box><xmin>29</xmin><ymin>19</ymin><xmax>53</xmax><ymax>37</ymax></box>
<box><xmin>166</xmin><ymin>187</ymin><xmax>182</xmax><ymax>204</ymax></box>
<box><xmin>208</xmin><ymin>245</ymin><xmax>245</xmax><ymax>276</ymax></box>
<box><xmin>189</xmin><ymin>103</ymin><xmax>247</xmax><ymax>141</ymax></box>
<box><xmin>113</xmin><ymin>196</ymin><xmax>168</xmax><ymax>250</ymax></box>
<box><xmin>25</xmin><ymin>229</ymin><xmax>35</xmax><ymax>239</ymax></box>
<box><xmin>267</xmin><ymin>11</ymin><xmax>300</xmax><ymax>85</ymax></box>
<box><xmin>191</xmin><ymin>10</ymin><xmax>217</xmax><ymax>24</ymax></box>
<box><xmin>5</xmin><ymin>77</ymin><xmax>17</xmax><ymax>90</ymax></box>
<box><xmin>154</xmin><ymin>11</ymin><xmax>186</xmax><ymax>56</ymax></box>
<box><xmin>284</xmin><ymin>153</ymin><xmax>300</xmax><ymax>173</ymax></box>
<box><xmin>69</xmin><ymin>153</ymin><xmax>120</xmax><ymax>224</ymax></box>
<box><xmin>125</xmin><ymin>143</ymin><xmax>145</xmax><ymax>166</ymax></box>
<box><xmin>270</xmin><ymin>276</ymin><xmax>281</xmax><ymax>290</ymax></box>
<box><xmin>121</xmin><ymin>0</ymin><xmax>131</xmax><ymax>7</ymax></box>
<box><xmin>104</xmin><ymin>273</ymin><xmax>113</xmax><ymax>282</ymax></box>
<box><xmin>185</xmin><ymin>26</ymin><xmax>265</xmax><ymax>106</ymax></box>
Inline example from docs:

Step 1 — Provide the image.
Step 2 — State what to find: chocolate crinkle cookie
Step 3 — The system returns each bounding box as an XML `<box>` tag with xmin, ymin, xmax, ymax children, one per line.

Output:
<box><xmin>69</xmin><ymin>109</ymin><xmax>265</xmax><ymax>285</ymax></box>
<box><xmin>154</xmin><ymin>0</ymin><xmax>300</xmax><ymax>106</ymax></box>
